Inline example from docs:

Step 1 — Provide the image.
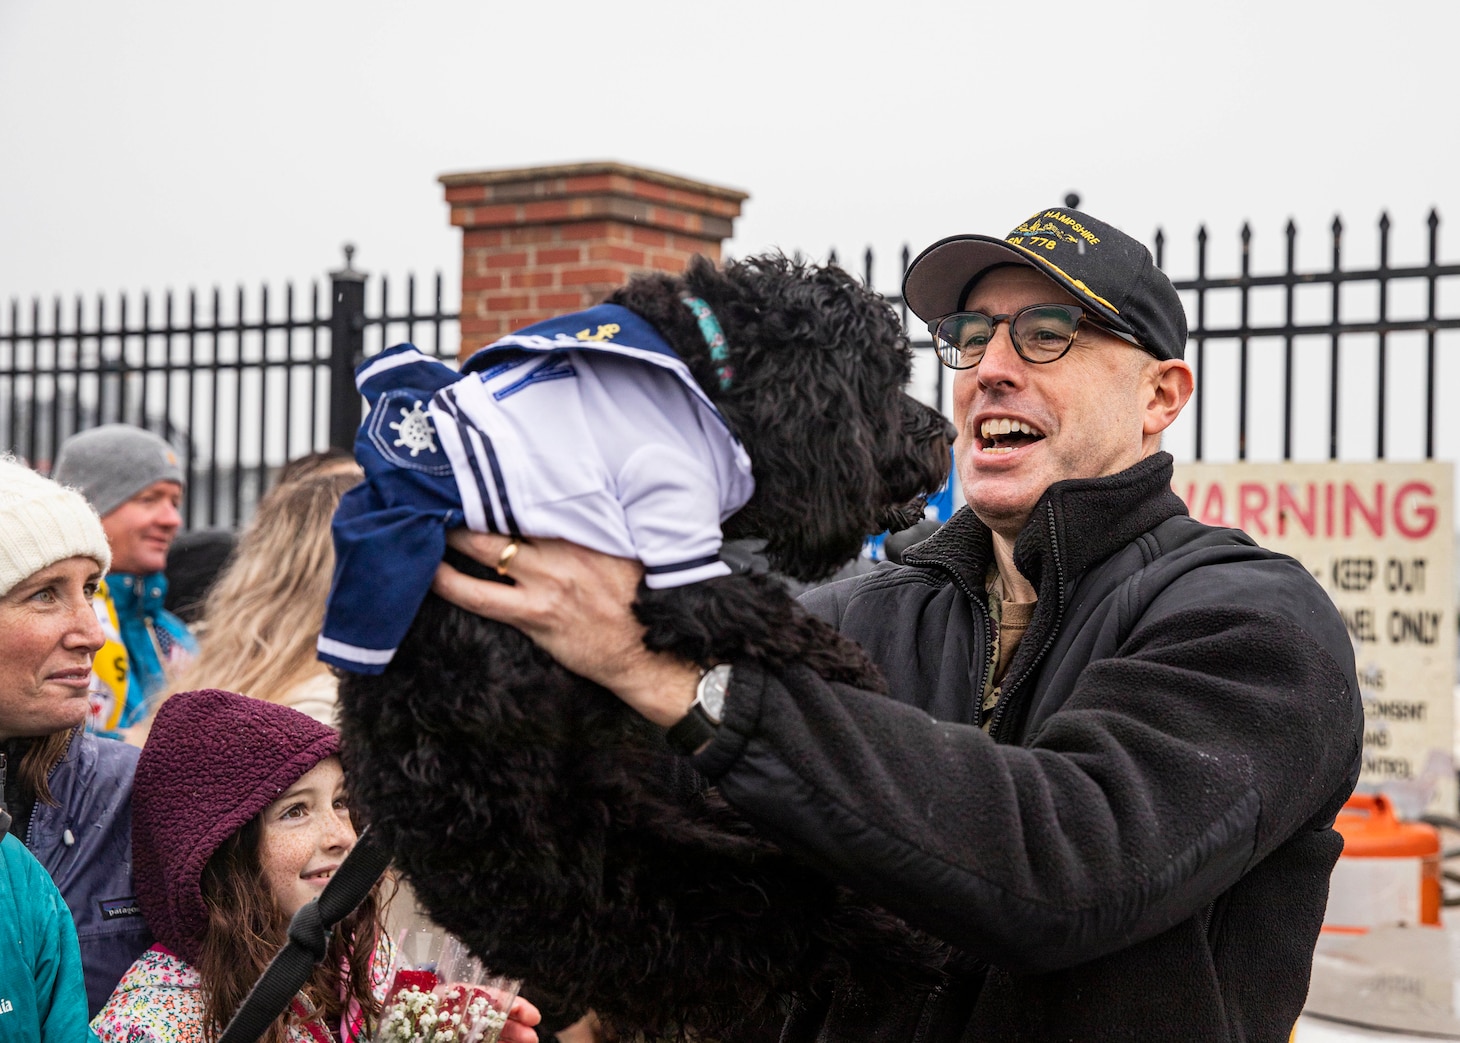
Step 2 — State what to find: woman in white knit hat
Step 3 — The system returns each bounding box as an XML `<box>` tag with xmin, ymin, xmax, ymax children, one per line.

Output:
<box><xmin>0</xmin><ymin>455</ymin><xmax>154</xmax><ymax>1021</ymax></box>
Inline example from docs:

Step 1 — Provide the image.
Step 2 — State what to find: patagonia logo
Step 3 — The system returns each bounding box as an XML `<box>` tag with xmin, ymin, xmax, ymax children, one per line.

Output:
<box><xmin>99</xmin><ymin>896</ymin><xmax>142</xmax><ymax>920</ymax></box>
<box><xmin>0</xmin><ymin>998</ymin><xmax>11</xmax><ymax>1014</ymax></box>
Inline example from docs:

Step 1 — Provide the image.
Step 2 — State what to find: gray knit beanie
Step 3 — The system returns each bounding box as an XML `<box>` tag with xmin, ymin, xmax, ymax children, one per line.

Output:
<box><xmin>0</xmin><ymin>455</ymin><xmax>112</xmax><ymax>597</ymax></box>
<box><xmin>53</xmin><ymin>424</ymin><xmax>185</xmax><ymax>518</ymax></box>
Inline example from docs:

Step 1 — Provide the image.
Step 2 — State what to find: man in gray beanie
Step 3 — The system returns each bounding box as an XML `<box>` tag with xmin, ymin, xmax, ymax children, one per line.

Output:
<box><xmin>53</xmin><ymin>424</ymin><xmax>196</xmax><ymax>741</ymax></box>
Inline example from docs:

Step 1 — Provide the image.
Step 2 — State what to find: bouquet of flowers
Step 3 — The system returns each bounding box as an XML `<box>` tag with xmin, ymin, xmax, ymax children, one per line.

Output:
<box><xmin>375</xmin><ymin>980</ymin><xmax>510</xmax><ymax>1043</ymax></box>
<box><xmin>373</xmin><ymin>928</ymin><xmax>519</xmax><ymax>1043</ymax></box>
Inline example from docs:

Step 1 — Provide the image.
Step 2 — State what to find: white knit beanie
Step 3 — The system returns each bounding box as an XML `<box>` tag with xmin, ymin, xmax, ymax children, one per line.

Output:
<box><xmin>0</xmin><ymin>455</ymin><xmax>112</xmax><ymax>599</ymax></box>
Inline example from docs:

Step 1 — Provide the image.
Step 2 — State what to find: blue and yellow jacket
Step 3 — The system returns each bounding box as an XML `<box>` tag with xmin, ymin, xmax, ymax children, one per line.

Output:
<box><xmin>87</xmin><ymin>573</ymin><xmax>196</xmax><ymax>736</ymax></box>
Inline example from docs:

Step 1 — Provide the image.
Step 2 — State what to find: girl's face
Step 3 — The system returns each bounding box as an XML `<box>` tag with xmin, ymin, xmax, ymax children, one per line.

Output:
<box><xmin>257</xmin><ymin>756</ymin><xmax>356</xmax><ymax>919</ymax></box>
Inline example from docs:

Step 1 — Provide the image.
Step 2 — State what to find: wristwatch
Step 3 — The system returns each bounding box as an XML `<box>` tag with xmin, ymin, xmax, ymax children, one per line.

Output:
<box><xmin>666</xmin><ymin>664</ymin><xmax>732</xmax><ymax>755</ymax></box>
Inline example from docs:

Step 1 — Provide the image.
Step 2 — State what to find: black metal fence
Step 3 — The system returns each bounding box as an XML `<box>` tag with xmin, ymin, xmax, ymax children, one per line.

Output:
<box><xmin>0</xmin><ymin>247</ymin><xmax>459</xmax><ymax>528</ymax></box>
<box><xmin>4</xmin><ymin>211</ymin><xmax>1456</xmax><ymax>530</ymax></box>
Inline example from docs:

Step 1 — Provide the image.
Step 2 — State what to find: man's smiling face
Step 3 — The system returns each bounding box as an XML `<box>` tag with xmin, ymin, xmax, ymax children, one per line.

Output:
<box><xmin>951</xmin><ymin>265</ymin><xmax>1161</xmax><ymax>539</ymax></box>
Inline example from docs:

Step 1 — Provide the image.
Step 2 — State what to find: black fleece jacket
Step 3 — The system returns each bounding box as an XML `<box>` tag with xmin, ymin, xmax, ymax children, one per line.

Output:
<box><xmin>690</xmin><ymin>453</ymin><xmax>1363</xmax><ymax>1042</ymax></box>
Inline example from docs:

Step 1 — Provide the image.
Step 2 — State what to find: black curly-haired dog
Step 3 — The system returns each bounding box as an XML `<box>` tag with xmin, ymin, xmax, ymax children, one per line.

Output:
<box><xmin>336</xmin><ymin>254</ymin><xmax>955</xmax><ymax>1039</ymax></box>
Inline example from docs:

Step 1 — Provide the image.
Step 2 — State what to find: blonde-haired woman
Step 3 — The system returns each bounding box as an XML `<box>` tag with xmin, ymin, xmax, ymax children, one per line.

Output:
<box><xmin>161</xmin><ymin>467</ymin><xmax>361</xmax><ymax>727</ymax></box>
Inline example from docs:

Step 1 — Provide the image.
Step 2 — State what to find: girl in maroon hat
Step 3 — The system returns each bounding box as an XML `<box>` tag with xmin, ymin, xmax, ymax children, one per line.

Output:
<box><xmin>91</xmin><ymin>688</ymin><xmax>541</xmax><ymax>1043</ymax></box>
<box><xmin>90</xmin><ymin>688</ymin><xmax>385</xmax><ymax>1043</ymax></box>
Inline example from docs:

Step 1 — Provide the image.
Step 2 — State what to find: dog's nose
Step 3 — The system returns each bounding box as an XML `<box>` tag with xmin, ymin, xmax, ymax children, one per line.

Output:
<box><xmin>941</xmin><ymin>416</ymin><xmax>958</xmax><ymax>444</ymax></box>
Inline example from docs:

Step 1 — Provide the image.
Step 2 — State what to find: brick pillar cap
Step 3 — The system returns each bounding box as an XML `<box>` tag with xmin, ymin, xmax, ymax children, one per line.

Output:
<box><xmin>439</xmin><ymin>160</ymin><xmax>748</xmax><ymax>204</ymax></box>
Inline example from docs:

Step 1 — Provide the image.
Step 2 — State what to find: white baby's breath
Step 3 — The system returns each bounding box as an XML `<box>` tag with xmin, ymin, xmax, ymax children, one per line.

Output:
<box><xmin>374</xmin><ymin>981</ymin><xmax>510</xmax><ymax>1043</ymax></box>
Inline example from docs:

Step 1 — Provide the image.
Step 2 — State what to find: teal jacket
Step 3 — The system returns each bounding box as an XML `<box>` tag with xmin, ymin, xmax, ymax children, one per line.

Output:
<box><xmin>0</xmin><ymin>833</ymin><xmax>92</xmax><ymax>1042</ymax></box>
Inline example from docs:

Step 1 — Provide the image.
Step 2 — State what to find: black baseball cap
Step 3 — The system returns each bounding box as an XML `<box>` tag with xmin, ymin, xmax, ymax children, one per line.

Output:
<box><xmin>902</xmin><ymin>207</ymin><xmax>1188</xmax><ymax>361</ymax></box>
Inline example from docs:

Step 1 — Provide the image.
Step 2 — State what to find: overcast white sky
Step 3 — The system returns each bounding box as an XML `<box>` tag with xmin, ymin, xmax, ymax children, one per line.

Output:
<box><xmin>2</xmin><ymin>0</ymin><xmax>1458</xmax><ymax>476</ymax></box>
<box><xmin>4</xmin><ymin>0</ymin><xmax>1456</xmax><ymax>296</ymax></box>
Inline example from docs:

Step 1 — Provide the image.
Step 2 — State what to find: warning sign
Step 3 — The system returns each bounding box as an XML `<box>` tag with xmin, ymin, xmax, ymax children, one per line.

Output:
<box><xmin>1172</xmin><ymin>461</ymin><xmax>1456</xmax><ymax>816</ymax></box>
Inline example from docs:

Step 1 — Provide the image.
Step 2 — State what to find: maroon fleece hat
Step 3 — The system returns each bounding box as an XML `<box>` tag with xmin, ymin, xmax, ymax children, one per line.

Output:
<box><xmin>132</xmin><ymin>688</ymin><xmax>340</xmax><ymax>963</ymax></box>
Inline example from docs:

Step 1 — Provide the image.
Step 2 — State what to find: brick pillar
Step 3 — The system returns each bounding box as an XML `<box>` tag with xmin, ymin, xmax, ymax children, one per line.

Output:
<box><xmin>441</xmin><ymin>161</ymin><xmax>748</xmax><ymax>359</ymax></box>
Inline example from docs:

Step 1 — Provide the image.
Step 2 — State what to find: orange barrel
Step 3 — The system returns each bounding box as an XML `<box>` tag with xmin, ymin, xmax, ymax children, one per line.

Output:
<box><xmin>1322</xmin><ymin>792</ymin><xmax>1441</xmax><ymax>934</ymax></box>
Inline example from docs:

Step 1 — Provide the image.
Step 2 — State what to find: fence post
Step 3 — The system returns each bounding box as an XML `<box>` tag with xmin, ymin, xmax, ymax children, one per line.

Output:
<box><xmin>328</xmin><ymin>245</ymin><xmax>367</xmax><ymax>450</ymax></box>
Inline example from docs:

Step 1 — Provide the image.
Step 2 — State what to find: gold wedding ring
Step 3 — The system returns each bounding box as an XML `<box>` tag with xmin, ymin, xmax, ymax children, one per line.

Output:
<box><xmin>494</xmin><ymin>539</ymin><xmax>521</xmax><ymax>577</ymax></box>
<box><xmin>496</xmin><ymin>537</ymin><xmax>525</xmax><ymax>575</ymax></box>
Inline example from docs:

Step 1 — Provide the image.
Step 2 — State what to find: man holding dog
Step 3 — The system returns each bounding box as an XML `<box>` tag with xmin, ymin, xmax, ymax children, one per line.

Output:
<box><xmin>435</xmin><ymin>207</ymin><xmax>1362</xmax><ymax>1041</ymax></box>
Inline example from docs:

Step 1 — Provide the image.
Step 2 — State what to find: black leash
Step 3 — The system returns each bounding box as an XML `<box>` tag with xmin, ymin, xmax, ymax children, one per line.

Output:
<box><xmin>217</xmin><ymin>827</ymin><xmax>393</xmax><ymax>1043</ymax></box>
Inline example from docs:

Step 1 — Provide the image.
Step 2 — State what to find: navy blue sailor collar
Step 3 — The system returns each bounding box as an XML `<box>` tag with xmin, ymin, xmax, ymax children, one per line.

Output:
<box><xmin>463</xmin><ymin>303</ymin><xmax>737</xmax><ymax>438</ymax></box>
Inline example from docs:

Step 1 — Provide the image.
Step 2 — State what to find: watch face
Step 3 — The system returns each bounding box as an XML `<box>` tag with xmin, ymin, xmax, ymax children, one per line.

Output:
<box><xmin>699</xmin><ymin>664</ymin><xmax>731</xmax><ymax>723</ymax></box>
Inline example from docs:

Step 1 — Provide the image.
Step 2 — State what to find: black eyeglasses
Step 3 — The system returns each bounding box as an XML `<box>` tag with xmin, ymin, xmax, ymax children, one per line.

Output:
<box><xmin>928</xmin><ymin>304</ymin><xmax>1136</xmax><ymax>370</ymax></box>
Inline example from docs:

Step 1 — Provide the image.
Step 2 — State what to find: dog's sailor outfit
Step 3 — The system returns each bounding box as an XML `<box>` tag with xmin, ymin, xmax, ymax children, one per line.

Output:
<box><xmin>318</xmin><ymin>303</ymin><xmax>755</xmax><ymax>675</ymax></box>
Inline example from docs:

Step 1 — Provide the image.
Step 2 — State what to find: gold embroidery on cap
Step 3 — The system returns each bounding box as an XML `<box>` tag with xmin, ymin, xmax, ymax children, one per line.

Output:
<box><xmin>1008</xmin><ymin>221</ymin><xmax>1078</xmax><ymax>253</ymax></box>
<box><xmin>1002</xmin><ymin>243</ymin><xmax>1121</xmax><ymax>313</ymax></box>
<box><xmin>1042</xmin><ymin>210</ymin><xmax>1101</xmax><ymax>246</ymax></box>
<box><xmin>1008</xmin><ymin>211</ymin><xmax>1103</xmax><ymax>253</ymax></box>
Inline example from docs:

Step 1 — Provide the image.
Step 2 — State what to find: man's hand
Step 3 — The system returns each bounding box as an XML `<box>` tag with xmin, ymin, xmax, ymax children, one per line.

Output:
<box><xmin>431</xmin><ymin>531</ymin><xmax>702</xmax><ymax>728</ymax></box>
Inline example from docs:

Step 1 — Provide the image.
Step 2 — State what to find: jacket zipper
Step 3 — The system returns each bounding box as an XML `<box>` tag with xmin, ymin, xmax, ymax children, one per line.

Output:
<box><xmin>0</xmin><ymin>751</ymin><xmax>10</xmax><ymax>838</ymax></box>
<box><xmin>912</xmin><ymin>982</ymin><xmax>944</xmax><ymax>1043</ymax></box>
<box><xmin>988</xmin><ymin>507</ymin><xmax>1067</xmax><ymax>743</ymax></box>
<box><xmin>911</xmin><ymin>552</ymin><xmax>998</xmax><ymax>712</ymax></box>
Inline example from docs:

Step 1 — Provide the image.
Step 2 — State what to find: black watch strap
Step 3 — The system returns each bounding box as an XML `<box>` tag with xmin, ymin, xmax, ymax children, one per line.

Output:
<box><xmin>666</xmin><ymin>703</ymin><xmax>719</xmax><ymax>756</ymax></box>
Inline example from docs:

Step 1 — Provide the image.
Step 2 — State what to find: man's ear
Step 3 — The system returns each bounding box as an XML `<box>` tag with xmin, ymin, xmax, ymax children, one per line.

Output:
<box><xmin>1143</xmin><ymin>359</ymin><xmax>1194</xmax><ymax>437</ymax></box>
